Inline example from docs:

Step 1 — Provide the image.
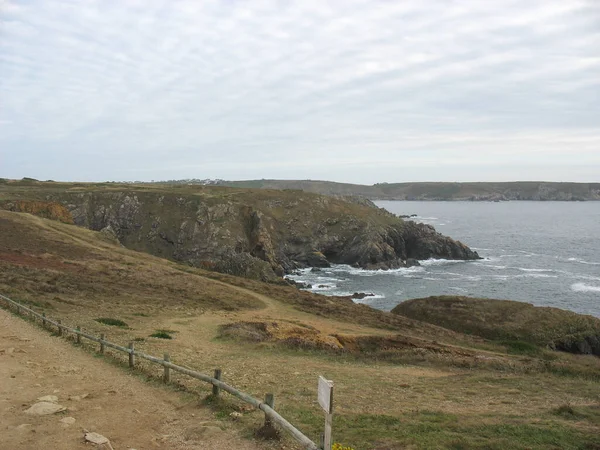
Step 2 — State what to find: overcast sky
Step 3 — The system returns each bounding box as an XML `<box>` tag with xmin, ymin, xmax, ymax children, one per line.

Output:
<box><xmin>1</xmin><ymin>0</ymin><xmax>599</xmax><ymax>184</ymax></box>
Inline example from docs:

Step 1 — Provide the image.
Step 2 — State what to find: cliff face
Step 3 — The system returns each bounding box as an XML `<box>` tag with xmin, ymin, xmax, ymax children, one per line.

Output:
<box><xmin>1</xmin><ymin>184</ymin><xmax>480</xmax><ymax>281</ymax></box>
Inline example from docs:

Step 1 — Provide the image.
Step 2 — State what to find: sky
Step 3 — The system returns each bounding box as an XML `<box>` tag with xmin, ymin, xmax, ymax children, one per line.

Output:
<box><xmin>1</xmin><ymin>0</ymin><xmax>599</xmax><ymax>184</ymax></box>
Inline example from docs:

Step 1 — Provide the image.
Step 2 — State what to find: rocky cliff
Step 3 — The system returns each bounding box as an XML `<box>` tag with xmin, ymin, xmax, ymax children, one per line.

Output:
<box><xmin>0</xmin><ymin>183</ymin><xmax>480</xmax><ymax>281</ymax></box>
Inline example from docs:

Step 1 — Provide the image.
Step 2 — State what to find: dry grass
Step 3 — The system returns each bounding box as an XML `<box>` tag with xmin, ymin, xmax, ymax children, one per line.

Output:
<box><xmin>1</xmin><ymin>210</ymin><xmax>599</xmax><ymax>449</ymax></box>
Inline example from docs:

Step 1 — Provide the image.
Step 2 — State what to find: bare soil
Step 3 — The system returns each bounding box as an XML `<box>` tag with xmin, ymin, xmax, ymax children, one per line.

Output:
<box><xmin>0</xmin><ymin>308</ymin><xmax>268</xmax><ymax>450</ymax></box>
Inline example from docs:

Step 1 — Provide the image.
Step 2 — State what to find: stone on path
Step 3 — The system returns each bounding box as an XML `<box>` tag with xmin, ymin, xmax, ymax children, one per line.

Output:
<box><xmin>84</xmin><ymin>432</ymin><xmax>114</xmax><ymax>449</ymax></box>
<box><xmin>37</xmin><ymin>395</ymin><xmax>59</xmax><ymax>403</ymax></box>
<box><xmin>24</xmin><ymin>402</ymin><xmax>66</xmax><ymax>415</ymax></box>
<box><xmin>60</xmin><ymin>416</ymin><xmax>76</xmax><ymax>425</ymax></box>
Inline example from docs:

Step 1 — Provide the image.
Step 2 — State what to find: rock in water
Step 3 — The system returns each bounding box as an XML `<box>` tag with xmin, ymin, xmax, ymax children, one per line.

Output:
<box><xmin>24</xmin><ymin>402</ymin><xmax>66</xmax><ymax>415</ymax></box>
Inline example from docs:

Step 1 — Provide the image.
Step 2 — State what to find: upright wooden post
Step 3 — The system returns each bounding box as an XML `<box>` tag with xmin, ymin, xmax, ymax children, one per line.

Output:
<box><xmin>42</xmin><ymin>313</ymin><xmax>47</xmax><ymax>328</ymax></box>
<box><xmin>212</xmin><ymin>369</ymin><xmax>222</xmax><ymax>396</ymax></box>
<box><xmin>264</xmin><ymin>393</ymin><xmax>275</xmax><ymax>427</ymax></box>
<box><xmin>129</xmin><ymin>342</ymin><xmax>135</xmax><ymax>368</ymax></box>
<box><xmin>76</xmin><ymin>326</ymin><xmax>81</xmax><ymax>344</ymax></box>
<box><xmin>57</xmin><ymin>320</ymin><xmax>63</xmax><ymax>336</ymax></box>
<box><xmin>163</xmin><ymin>353</ymin><xmax>171</xmax><ymax>383</ymax></box>
<box><xmin>100</xmin><ymin>333</ymin><xmax>105</xmax><ymax>354</ymax></box>
<box><xmin>318</xmin><ymin>376</ymin><xmax>334</xmax><ymax>450</ymax></box>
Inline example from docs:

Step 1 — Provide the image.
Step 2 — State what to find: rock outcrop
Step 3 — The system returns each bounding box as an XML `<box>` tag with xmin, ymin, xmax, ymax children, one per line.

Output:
<box><xmin>3</xmin><ymin>185</ymin><xmax>480</xmax><ymax>281</ymax></box>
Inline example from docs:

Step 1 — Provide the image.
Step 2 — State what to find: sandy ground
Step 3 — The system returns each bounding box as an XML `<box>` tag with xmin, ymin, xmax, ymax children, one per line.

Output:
<box><xmin>0</xmin><ymin>308</ymin><xmax>267</xmax><ymax>450</ymax></box>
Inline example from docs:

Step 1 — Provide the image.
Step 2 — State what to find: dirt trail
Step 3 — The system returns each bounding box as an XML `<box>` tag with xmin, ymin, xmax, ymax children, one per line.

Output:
<box><xmin>0</xmin><ymin>308</ymin><xmax>267</xmax><ymax>450</ymax></box>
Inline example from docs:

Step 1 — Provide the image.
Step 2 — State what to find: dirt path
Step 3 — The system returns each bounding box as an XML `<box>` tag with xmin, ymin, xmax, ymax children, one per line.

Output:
<box><xmin>0</xmin><ymin>308</ymin><xmax>267</xmax><ymax>450</ymax></box>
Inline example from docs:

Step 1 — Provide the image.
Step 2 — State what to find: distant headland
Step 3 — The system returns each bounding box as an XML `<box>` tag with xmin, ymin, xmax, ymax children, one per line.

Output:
<box><xmin>154</xmin><ymin>179</ymin><xmax>600</xmax><ymax>201</ymax></box>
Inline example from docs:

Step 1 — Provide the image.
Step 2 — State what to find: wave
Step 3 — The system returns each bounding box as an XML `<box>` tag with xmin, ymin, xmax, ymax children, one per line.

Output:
<box><xmin>567</xmin><ymin>257</ymin><xmax>600</xmax><ymax>266</ymax></box>
<box><xmin>516</xmin><ymin>273</ymin><xmax>558</xmax><ymax>279</ymax></box>
<box><xmin>420</xmin><ymin>259</ymin><xmax>468</xmax><ymax>267</ymax></box>
<box><xmin>516</xmin><ymin>267</ymin><xmax>554</xmax><ymax>273</ymax></box>
<box><xmin>571</xmin><ymin>283</ymin><xmax>600</xmax><ymax>293</ymax></box>
<box><xmin>328</xmin><ymin>264</ymin><xmax>425</xmax><ymax>277</ymax></box>
<box><xmin>482</xmin><ymin>264</ymin><xmax>508</xmax><ymax>270</ymax></box>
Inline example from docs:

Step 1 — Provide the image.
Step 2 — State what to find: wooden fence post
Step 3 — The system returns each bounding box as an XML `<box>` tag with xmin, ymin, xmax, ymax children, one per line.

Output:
<box><xmin>57</xmin><ymin>320</ymin><xmax>63</xmax><ymax>336</ymax></box>
<box><xmin>163</xmin><ymin>353</ymin><xmax>170</xmax><ymax>383</ymax></box>
<box><xmin>212</xmin><ymin>369</ymin><xmax>222</xmax><ymax>396</ymax></box>
<box><xmin>264</xmin><ymin>393</ymin><xmax>275</xmax><ymax>427</ymax></box>
<box><xmin>76</xmin><ymin>326</ymin><xmax>81</xmax><ymax>344</ymax></box>
<box><xmin>100</xmin><ymin>333</ymin><xmax>105</xmax><ymax>354</ymax></box>
<box><xmin>129</xmin><ymin>342</ymin><xmax>135</xmax><ymax>368</ymax></box>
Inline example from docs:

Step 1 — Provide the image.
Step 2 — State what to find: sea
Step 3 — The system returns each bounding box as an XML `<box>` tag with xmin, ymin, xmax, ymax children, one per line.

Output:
<box><xmin>287</xmin><ymin>201</ymin><xmax>600</xmax><ymax>318</ymax></box>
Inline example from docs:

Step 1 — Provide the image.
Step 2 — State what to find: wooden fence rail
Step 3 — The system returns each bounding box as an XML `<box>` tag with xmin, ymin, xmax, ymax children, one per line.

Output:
<box><xmin>0</xmin><ymin>293</ymin><xmax>320</xmax><ymax>450</ymax></box>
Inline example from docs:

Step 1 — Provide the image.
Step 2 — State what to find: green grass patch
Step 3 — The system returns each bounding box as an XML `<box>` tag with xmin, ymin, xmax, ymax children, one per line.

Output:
<box><xmin>150</xmin><ymin>329</ymin><xmax>174</xmax><ymax>339</ymax></box>
<box><xmin>95</xmin><ymin>317</ymin><xmax>128</xmax><ymax>327</ymax></box>
<box><xmin>280</xmin><ymin>406</ymin><xmax>600</xmax><ymax>450</ymax></box>
<box><xmin>499</xmin><ymin>340</ymin><xmax>541</xmax><ymax>356</ymax></box>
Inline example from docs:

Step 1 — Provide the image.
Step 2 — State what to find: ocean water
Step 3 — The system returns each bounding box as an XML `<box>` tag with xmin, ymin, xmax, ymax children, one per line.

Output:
<box><xmin>287</xmin><ymin>201</ymin><xmax>600</xmax><ymax>318</ymax></box>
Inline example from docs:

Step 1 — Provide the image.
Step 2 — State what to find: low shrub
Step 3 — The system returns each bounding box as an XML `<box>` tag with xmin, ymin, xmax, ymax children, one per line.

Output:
<box><xmin>95</xmin><ymin>317</ymin><xmax>128</xmax><ymax>327</ymax></box>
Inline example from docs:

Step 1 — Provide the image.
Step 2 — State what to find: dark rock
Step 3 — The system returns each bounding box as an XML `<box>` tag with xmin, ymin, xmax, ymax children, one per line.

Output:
<box><xmin>405</xmin><ymin>258</ymin><xmax>421</xmax><ymax>267</ymax></box>
<box><xmin>351</xmin><ymin>292</ymin><xmax>375</xmax><ymax>300</ymax></box>
<box><xmin>285</xmin><ymin>278</ymin><xmax>312</xmax><ymax>289</ymax></box>
<box><xmin>310</xmin><ymin>267</ymin><xmax>322</xmax><ymax>273</ymax></box>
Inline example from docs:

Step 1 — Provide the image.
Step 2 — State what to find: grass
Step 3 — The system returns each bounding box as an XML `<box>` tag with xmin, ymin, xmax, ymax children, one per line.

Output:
<box><xmin>150</xmin><ymin>330</ymin><xmax>173</xmax><ymax>339</ymax></box>
<box><xmin>500</xmin><ymin>340</ymin><xmax>542</xmax><ymax>356</ymax></box>
<box><xmin>95</xmin><ymin>317</ymin><xmax>129</xmax><ymax>327</ymax></box>
<box><xmin>282</xmin><ymin>406</ymin><xmax>600</xmax><ymax>450</ymax></box>
<box><xmin>392</xmin><ymin>295</ymin><xmax>600</xmax><ymax>353</ymax></box>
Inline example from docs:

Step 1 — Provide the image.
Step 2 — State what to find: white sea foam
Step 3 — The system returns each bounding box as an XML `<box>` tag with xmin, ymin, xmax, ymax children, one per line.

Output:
<box><xmin>571</xmin><ymin>283</ymin><xmax>600</xmax><ymax>293</ymax></box>
<box><xmin>516</xmin><ymin>273</ymin><xmax>558</xmax><ymax>279</ymax></box>
<box><xmin>420</xmin><ymin>258</ymin><xmax>468</xmax><ymax>267</ymax></box>
<box><xmin>567</xmin><ymin>258</ymin><xmax>600</xmax><ymax>266</ymax></box>
<box><xmin>328</xmin><ymin>264</ymin><xmax>425</xmax><ymax>277</ymax></box>
<box><xmin>516</xmin><ymin>267</ymin><xmax>554</xmax><ymax>273</ymax></box>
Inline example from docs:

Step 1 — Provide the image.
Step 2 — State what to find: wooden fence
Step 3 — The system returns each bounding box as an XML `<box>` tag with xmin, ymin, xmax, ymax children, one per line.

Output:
<box><xmin>0</xmin><ymin>293</ymin><xmax>320</xmax><ymax>450</ymax></box>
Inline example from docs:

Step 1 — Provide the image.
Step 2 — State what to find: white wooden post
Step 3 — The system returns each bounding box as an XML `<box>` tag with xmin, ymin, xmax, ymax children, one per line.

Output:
<box><xmin>318</xmin><ymin>376</ymin><xmax>334</xmax><ymax>450</ymax></box>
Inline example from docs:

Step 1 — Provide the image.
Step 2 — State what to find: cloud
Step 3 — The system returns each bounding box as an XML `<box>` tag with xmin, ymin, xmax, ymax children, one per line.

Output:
<box><xmin>0</xmin><ymin>0</ymin><xmax>599</xmax><ymax>182</ymax></box>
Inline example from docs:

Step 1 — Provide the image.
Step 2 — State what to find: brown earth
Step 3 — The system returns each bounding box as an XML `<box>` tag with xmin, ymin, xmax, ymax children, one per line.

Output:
<box><xmin>0</xmin><ymin>308</ymin><xmax>277</xmax><ymax>450</ymax></box>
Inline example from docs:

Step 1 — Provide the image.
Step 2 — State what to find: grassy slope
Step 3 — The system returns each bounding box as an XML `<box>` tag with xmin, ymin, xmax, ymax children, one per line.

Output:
<box><xmin>392</xmin><ymin>296</ymin><xmax>600</xmax><ymax>351</ymax></box>
<box><xmin>1</xmin><ymin>210</ymin><xmax>599</xmax><ymax>449</ymax></box>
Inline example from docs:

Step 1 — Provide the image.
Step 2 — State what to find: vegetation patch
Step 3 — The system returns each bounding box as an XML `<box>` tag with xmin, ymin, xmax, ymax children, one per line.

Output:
<box><xmin>150</xmin><ymin>330</ymin><xmax>174</xmax><ymax>339</ymax></box>
<box><xmin>392</xmin><ymin>296</ymin><xmax>600</xmax><ymax>356</ymax></box>
<box><xmin>95</xmin><ymin>317</ymin><xmax>128</xmax><ymax>327</ymax></box>
<box><xmin>499</xmin><ymin>340</ymin><xmax>541</xmax><ymax>356</ymax></box>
